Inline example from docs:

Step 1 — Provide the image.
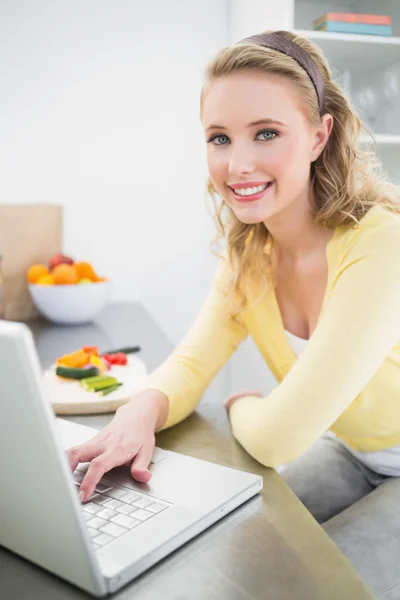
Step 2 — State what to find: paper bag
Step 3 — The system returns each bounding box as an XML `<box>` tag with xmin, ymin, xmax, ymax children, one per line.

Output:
<box><xmin>0</xmin><ymin>204</ymin><xmax>63</xmax><ymax>321</ymax></box>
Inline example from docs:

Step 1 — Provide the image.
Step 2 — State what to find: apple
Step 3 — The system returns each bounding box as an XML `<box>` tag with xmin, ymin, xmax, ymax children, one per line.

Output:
<box><xmin>49</xmin><ymin>253</ymin><xmax>74</xmax><ymax>271</ymax></box>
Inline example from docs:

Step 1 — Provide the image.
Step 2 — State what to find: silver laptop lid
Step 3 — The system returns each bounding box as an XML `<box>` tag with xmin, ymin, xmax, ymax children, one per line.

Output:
<box><xmin>0</xmin><ymin>321</ymin><xmax>106</xmax><ymax>597</ymax></box>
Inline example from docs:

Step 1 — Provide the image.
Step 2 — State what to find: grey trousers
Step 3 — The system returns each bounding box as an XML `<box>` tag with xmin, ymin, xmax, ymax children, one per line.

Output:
<box><xmin>280</xmin><ymin>434</ymin><xmax>400</xmax><ymax>599</ymax></box>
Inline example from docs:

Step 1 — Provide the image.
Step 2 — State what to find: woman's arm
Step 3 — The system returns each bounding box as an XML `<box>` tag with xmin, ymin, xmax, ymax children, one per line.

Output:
<box><xmin>229</xmin><ymin>224</ymin><xmax>400</xmax><ymax>467</ymax></box>
<box><xmin>137</xmin><ymin>257</ymin><xmax>248</xmax><ymax>430</ymax></box>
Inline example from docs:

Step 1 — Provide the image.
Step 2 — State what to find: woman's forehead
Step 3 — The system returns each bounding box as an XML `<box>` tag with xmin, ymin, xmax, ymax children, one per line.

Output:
<box><xmin>202</xmin><ymin>71</ymin><xmax>304</xmax><ymax>126</ymax></box>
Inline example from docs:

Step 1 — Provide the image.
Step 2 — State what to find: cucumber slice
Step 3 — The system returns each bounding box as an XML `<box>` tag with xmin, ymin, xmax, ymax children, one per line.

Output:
<box><xmin>98</xmin><ymin>383</ymin><xmax>123</xmax><ymax>396</ymax></box>
<box><xmin>56</xmin><ymin>365</ymin><xmax>99</xmax><ymax>380</ymax></box>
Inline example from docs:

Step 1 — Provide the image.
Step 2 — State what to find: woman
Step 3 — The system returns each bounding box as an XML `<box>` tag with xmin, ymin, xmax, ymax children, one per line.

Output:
<box><xmin>68</xmin><ymin>31</ymin><xmax>400</xmax><ymax>594</ymax></box>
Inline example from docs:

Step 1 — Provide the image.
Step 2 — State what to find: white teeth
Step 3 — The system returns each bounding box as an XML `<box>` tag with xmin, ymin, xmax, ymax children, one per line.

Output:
<box><xmin>233</xmin><ymin>183</ymin><xmax>270</xmax><ymax>196</ymax></box>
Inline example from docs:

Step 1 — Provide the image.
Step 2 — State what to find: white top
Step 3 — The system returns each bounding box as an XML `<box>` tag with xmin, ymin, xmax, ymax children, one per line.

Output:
<box><xmin>284</xmin><ymin>329</ymin><xmax>400</xmax><ymax>476</ymax></box>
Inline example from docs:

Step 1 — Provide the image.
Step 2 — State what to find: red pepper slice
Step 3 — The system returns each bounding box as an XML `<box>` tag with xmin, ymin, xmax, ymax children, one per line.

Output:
<box><xmin>103</xmin><ymin>352</ymin><xmax>128</xmax><ymax>366</ymax></box>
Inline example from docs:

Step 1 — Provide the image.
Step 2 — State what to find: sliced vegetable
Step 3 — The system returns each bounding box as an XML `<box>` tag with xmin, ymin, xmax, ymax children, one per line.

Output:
<box><xmin>82</xmin><ymin>346</ymin><xmax>99</xmax><ymax>355</ymax></box>
<box><xmin>89</xmin><ymin>354</ymin><xmax>108</xmax><ymax>373</ymax></box>
<box><xmin>56</xmin><ymin>346</ymin><xmax>100</xmax><ymax>369</ymax></box>
<box><xmin>102</xmin><ymin>352</ymin><xmax>128</xmax><ymax>366</ymax></box>
<box><xmin>56</xmin><ymin>349</ymin><xmax>89</xmax><ymax>368</ymax></box>
<box><xmin>98</xmin><ymin>383</ymin><xmax>123</xmax><ymax>396</ymax></box>
<box><xmin>79</xmin><ymin>374</ymin><xmax>113</xmax><ymax>385</ymax></box>
<box><xmin>56</xmin><ymin>365</ymin><xmax>99</xmax><ymax>380</ymax></box>
<box><xmin>82</xmin><ymin>377</ymin><xmax>119</xmax><ymax>391</ymax></box>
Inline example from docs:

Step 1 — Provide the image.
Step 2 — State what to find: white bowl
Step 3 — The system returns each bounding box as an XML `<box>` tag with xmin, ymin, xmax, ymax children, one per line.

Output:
<box><xmin>29</xmin><ymin>282</ymin><xmax>110</xmax><ymax>325</ymax></box>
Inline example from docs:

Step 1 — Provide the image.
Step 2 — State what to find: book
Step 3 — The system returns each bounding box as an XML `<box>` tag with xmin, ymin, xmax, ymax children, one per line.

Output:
<box><xmin>314</xmin><ymin>22</ymin><xmax>392</xmax><ymax>36</ymax></box>
<box><xmin>313</xmin><ymin>12</ymin><xmax>392</xmax><ymax>28</ymax></box>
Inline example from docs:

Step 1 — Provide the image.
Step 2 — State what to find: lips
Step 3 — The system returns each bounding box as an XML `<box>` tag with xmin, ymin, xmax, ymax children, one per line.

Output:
<box><xmin>229</xmin><ymin>181</ymin><xmax>274</xmax><ymax>203</ymax></box>
<box><xmin>229</xmin><ymin>181</ymin><xmax>271</xmax><ymax>190</ymax></box>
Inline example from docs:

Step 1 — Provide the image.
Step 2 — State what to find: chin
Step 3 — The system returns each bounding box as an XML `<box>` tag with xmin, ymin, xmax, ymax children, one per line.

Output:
<box><xmin>232</xmin><ymin>205</ymin><xmax>272</xmax><ymax>225</ymax></box>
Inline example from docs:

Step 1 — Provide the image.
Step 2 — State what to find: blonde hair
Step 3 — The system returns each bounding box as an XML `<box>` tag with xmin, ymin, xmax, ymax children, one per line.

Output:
<box><xmin>201</xmin><ymin>30</ymin><xmax>400</xmax><ymax>317</ymax></box>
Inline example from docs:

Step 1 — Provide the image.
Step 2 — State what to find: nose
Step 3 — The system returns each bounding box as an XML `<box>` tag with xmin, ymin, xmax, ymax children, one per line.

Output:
<box><xmin>227</xmin><ymin>142</ymin><xmax>256</xmax><ymax>177</ymax></box>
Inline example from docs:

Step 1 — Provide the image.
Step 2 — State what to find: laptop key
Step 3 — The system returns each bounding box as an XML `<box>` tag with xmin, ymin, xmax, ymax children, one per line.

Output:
<box><xmin>95</xmin><ymin>482</ymin><xmax>113</xmax><ymax>494</ymax></box>
<box><xmin>132</xmin><ymin>496</ymin><xmax>153</xmax><ymax>509</ymax></box>
<box><xmin>87</xmin><ymin>527</ymin><xmax>99</xmax><ymax>539</ymax></box>
<box><xmin>130</xmin><ymin>509</ymin><xmax>153</xmax><ymax>521</ymax></box>
<box><xmin>119</xmin><ymin>492</ymin><xmax>141</xmax><ymax>504</ymax></box>
<box><xmin>146</xmin><ymin>501</ymin><xmax>169</xmax><ymax>514</ymax></box>
<box><xmin>82</xmin><ymin>511</ymin><xmax>94</xmax><ymax>521</ymax></box>
<box><xmin>87</xmin><ymin>516</ymin><xmax>108</xmax><ymax>530</ymax></box>
<box><xmin>96</xmin><ymin>508</ymin><xmax>118</xmax><ymax>521</ymax></box>
<box><xmin>83</xmin><ymin>503</ymin><xmax>104</xmax><ymax>515</ymax></box>
<box><xmin>94</xmin><ymin>532</ymin><xmax>114</xmax><ymax>547</ymax></box>
<box><xmin>103</xmin><ymin>498</ymin><xmax>124</xmax><ymax>511</ymax></box>
<box><xmin>115</xmin><ymin>503</ymin><xmax>138</xmax><ymax>516</ymax></box>
<box><xmin>90</xmin><ymin>494</ymin><xmax>110</xmax><ymax>506</ymax></box>
<box><xmin>101</xmin><ymin>487</ymin><xmax>128</xmax><ymax>500</ymax></box>
<box><xmin>110</xmin><ymin>513</ymin><xmax>141</xmax><ymax>529</ymax></box>
<box><xmin>99</xmin><ymin>522</ymin><xmax>128</xmax><ymax>538</ymax></box>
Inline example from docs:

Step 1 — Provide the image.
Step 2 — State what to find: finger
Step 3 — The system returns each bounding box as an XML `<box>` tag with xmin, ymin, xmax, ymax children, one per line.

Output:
<box><xmin>225</xmin><ymin>389</ymin><xmax>262</xmax><ymax>410</ymax></box>
<box><xmin>79</xmin><ymin>450</ymin><xmax>125</xmax><ymax>502</ymax></box>
<box><xmin>226</xmin><ymin>389</ymin><xmax>262</xmax><ymax>402</ymax></box>
<box><xmin>66</xmin><ymin>441</ymin><xmax>107</xmax><ymax>472</ymax></box>
<box><xmin>130</xmin><ymin>443</ymin><xmax>154</xmax><ymax>483</ymax></box>
<box><xmin>225</xmin><ymin>397</ymin><xmax>237</xmax><ymax>411</ymax></box>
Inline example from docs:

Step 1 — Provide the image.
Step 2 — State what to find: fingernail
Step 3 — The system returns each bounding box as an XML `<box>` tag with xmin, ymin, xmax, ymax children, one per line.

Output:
<box><xmin>79</xmin><ymin>490</ymin><xmax>85</xmax><ymax>503</ymax></box>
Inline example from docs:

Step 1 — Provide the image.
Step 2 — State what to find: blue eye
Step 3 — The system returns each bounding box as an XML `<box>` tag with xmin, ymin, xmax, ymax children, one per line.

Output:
<box><xmin>207</xmin><ymin>130</ymin><xmax>278</xmax><ymax>145</ymax></box>
<box><xmin>256</xmin><ymin>130</ymin><xmax>278</xmax><ymax>141</ymax></box>
<box><xmin>208</xmin><ymin>134</ymin><xmax>230</xmax><ymax>145</ymax></box>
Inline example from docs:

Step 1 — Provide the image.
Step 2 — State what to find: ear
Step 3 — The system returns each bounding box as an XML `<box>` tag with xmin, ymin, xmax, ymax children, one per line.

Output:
<box><xmin>310</xmin><ymin>113</ymin><xmax>333</xmax><ymax>162</ymax></box>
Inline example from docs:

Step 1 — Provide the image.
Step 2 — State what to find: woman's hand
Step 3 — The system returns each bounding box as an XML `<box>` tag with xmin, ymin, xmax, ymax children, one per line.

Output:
<box><xmin>224</xmin><ymin>389</ymin><xmax>262</xmax><ymax>412</ymax></box>
<box><xmin>66</xmin><ymin>390</ymin><xmax>168</xmax><ymax>503</ymax></box>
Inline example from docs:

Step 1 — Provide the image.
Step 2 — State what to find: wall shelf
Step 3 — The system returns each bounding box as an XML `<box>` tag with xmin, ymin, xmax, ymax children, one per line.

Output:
<box><xmin>293</xmin><ymin>29</ymin><xmax>400</xmax><ymax>72</ymax></box>
<box><xmin>362</xmin><ymin>134</ymin><xmax>400</xmax><ymax>145</ymax></box>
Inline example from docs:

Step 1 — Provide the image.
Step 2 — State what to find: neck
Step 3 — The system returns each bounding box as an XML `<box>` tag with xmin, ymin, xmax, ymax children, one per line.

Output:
<box><xmin>264</xmin><ymin>192</ymin><xmax>334</xmax><ymax>261</ymax></box>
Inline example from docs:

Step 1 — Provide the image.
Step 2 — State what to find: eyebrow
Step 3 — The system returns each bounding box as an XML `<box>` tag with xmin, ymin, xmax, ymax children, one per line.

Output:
<box><xmin>205</xmin><ymin>118</ymin><xmax>286</xmax><ymax>132</ymax></box>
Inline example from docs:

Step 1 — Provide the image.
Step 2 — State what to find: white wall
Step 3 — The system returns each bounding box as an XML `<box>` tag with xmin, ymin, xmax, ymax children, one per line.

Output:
<box><xmin>229</xmin><ymin>0</ymin><xmax>293</xmax><ymax>42</ymax></box>
<box><xmin>0</xmin><ymin>0</ymin><xmax>229</xmax><ymax>344</ymax></box>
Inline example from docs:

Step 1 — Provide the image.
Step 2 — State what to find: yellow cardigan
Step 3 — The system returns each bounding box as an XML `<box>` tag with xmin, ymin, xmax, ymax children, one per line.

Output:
<box><xmin>140</xmin><ymin>205</ymin><xmax>400</xmax><ymax>468</ymax></box>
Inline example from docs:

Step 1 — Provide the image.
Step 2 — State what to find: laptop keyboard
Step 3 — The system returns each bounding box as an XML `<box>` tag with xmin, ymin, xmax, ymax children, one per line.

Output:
<box><xmin>72</xmin><ymin>470</ymin><xmax>171</xmax><ymax>552</ymax></box>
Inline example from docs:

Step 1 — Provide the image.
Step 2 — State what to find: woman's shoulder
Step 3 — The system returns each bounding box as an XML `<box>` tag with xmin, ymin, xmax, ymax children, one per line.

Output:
<box><xmin>331</xmin><ymin>204</ymin><xmax>400</xmax><ymax>262</ymax></box>
<box><xmin>336</xmin><ymin>204</ymin><xmax>400</xmax><ymax>243</ymax></box>
<box><xmin>361</xmin><ymin>203</ymin><xmax>400</xmax><ymax>228</ymax></box>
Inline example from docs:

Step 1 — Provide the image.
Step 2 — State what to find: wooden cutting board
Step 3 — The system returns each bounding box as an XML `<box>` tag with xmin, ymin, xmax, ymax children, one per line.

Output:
<box><xmin>43</xmin><ymin>355</ymin><xmax>148</xmax><ymax>415</ymax></box>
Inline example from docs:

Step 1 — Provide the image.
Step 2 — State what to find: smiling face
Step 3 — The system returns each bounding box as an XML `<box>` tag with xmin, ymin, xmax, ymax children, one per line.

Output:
<box><xmin>202</xmin><ymin>70</ymin><xmax>329</xmax><ymax>227</ymax></box>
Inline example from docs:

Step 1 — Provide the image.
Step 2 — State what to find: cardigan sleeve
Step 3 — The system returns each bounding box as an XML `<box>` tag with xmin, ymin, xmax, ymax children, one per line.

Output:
<box><xmin>229</xmin><ymin>224</ymin><xmax>400</xmax><ymax>467</ymax></box>
<box><xmin>139</xmin><ymin>258</ymin><xmax>248</xmax><ymax>429</ymax></box>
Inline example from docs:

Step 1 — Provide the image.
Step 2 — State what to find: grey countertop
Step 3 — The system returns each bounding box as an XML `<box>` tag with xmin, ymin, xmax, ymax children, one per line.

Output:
<box><xmin>0</xmin><ymin>303</ymin><xmax>375</xmax><ymax>599</ymax></box>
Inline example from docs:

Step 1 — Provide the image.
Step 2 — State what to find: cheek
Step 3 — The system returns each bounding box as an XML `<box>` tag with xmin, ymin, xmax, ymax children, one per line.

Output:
<box><xmin>207</xmin><ymin>150</ymin><xmax>227</xmax><ymax>190</ymax></box>
<box><xmin>270</xmin><ymin>140</ymin><xmax>311</xmax><ymax>183</ymax></box>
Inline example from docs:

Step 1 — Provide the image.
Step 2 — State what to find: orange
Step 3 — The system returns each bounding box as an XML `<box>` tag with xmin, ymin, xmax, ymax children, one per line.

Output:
<box><xmin>36</xmin><ymin>274</ymin><xmax>55</xmax><ymax>285</ymax></box>
<box><xmin>74</xmin><ymin>261</ymin><xmax>97</xmax><ymax>281</ymax></box>
<box><xmin>27</xmin><ymin>263</ymin><xmax>49</xmax><ymax>284</ymax></box>
<box><xmin>52</xmin><ymin>264</ymin><xmax>79</xmax><ymax>284</ymax></box>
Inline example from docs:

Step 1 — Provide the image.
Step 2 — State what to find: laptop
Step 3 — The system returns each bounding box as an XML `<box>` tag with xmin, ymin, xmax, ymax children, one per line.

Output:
<box><xmin>0</xmin><ymin>320</ymin><xmax>263</xmax><ymax>597</ymax></box>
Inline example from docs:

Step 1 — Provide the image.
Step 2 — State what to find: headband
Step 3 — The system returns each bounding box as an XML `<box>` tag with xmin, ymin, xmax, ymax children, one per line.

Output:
<box><xmin>239</xmin><ymin>32</ymin><xmax>325</xmax><ymax>116</ymax></box>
